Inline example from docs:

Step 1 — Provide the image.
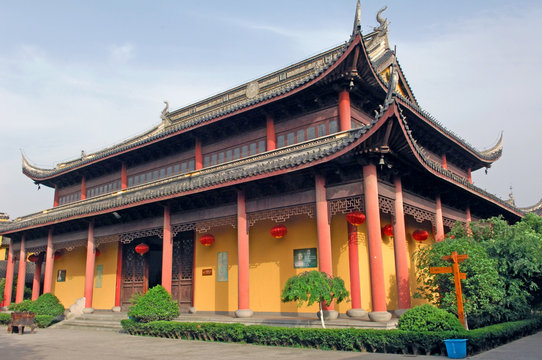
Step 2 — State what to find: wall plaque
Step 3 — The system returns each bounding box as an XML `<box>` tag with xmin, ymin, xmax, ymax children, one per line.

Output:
<box><xmin>293</xmin><ymin>248</ymin><xmax>318</xmax><ymax>268</ymax></box>
<box><xmin>202</xmin><ymin>268</ymin><xmax>213</xmax><ymax>276</ymax></box>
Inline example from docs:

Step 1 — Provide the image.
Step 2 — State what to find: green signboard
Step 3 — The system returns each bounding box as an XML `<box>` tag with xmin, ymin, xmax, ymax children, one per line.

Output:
<box><xmin>293</xmin><ymin>248</ymin><xmax>318</xmax><ymax>268</ymax></box>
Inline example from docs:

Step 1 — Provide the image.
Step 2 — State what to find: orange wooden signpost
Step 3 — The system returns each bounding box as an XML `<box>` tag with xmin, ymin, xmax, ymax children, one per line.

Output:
<box><xmin>429</xmin><ymin>251</ymin><xmax>468</xmax><ymax>328</ymax></box>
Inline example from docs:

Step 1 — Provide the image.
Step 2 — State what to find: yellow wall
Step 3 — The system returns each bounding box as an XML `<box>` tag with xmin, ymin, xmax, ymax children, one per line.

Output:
<box><xmin>51</xmin><ymin>241</ymin><xmax>119</xmax><ymax>310</ymax></box>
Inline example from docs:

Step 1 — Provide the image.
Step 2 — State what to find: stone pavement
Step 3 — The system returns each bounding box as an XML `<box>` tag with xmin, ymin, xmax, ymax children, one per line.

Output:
<box><xmin>1</xmin><ymin>325</ymin><xmax>540</xmax><ymax>359</ymax></box>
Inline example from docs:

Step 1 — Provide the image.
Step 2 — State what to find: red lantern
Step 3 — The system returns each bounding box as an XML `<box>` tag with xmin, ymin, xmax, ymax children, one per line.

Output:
<box><xmin>135</xmin><ymin>243</ymin><xmax>149</xmax><ymax>256</ymax></box>
<box><xmin>346</xmin><ymin>211</ymin><xmax>366</xmax><ymax>226</ymax></box>
<box><xmin>28</xmin><ymin>254</ymin><xmax>39</xmax><ymax>263</ymax></box>
<box><xmin>270</xmin><ymin>224</ymin><xmax>287</xmax><ymax>238</ymax></box>
<box><xmin>382</xmin><ymin>224</ymin><xmax>394</xmax><ymax>236</ymax></box>
<box><xmin>95</xmin><ymin>248</ymin><xmax>101</xmax><ymax>257</ymax></box>
<box><xmin>199</xmin><ymin>234</ymin><xmax>215</xmax><ymax>247</ymax></box>
<box><xmin>412</xmin><ymin>229</ymin><xmax>429</xmax><ymax>242</ymax></box>
<box><xmin>54</xmin><ymin>251</ymin><xmax>62</xmax><ymax>260</ymax></box>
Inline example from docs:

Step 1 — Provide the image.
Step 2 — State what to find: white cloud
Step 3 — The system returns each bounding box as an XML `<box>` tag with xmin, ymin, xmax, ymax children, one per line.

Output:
<box><xmin>109</xmin><ymin>43</ymin><xmax>135</xmax><ymax>64</ymax></box>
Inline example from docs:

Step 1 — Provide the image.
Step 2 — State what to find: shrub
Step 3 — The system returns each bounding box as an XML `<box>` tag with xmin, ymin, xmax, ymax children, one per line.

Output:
<box><xmin>35</xmin><ymin>315</ymin><xmax>56</xmax><ymax>328</ymax></box>
<box><xmin>0</xmin><ymin>313</ymin><xmax>10</xmax><ymax>324</ymax></box>
<box><xmin>127</xmin><ymin>285</ymin><xmax>179</xmax><ymax>323</ymax></box>
<box><xmin>0</xmin><ymin>278</ymin><xmax>5</xmax><ymax>303</ymax></box>
<box><xmin>29</xmin><ymin>293</ymin><xmax>65</xmax><ymax>317</ymax></box>
<box><xmin>398</xmin><ymin>304</ymin><xmax>464</xmax><ymax>332</ymax></box>
<box><xmin>8</xmin><ymin>299</ymin><xmax>33</xmax><ymax>312</ymax></box>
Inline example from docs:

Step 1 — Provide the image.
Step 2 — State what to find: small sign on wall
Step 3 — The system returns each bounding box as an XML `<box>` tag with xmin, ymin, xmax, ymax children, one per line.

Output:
<box><xmin>57</xmin><ymin>270</ymin><xmax>66</xmax><ymax>282</ymax></box>
<box><xmin>95</xmin><ymin>265</ymin><xmax>103</xmax><ymax>288</ymax></box>
<box><xmin>293</xmin><ymin>248</ymin><xmax>318</xmax><ymax>268</ymax></box>
<box><xmin>217</xmin><ymin>252</ymin><xmax>228</xmax><ymax>282</ymax></box>
<box><xmin>202</xmin><ymin>268</ymin><xmax>213</xmax><ymax>276</ymax></box>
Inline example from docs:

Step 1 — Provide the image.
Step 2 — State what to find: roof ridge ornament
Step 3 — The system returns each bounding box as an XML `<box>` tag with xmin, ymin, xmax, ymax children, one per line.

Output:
<box><xmin>160</xmin><ymin>100</ymin><xmax>172</xmax><ymax>126</ymax></box>
<box><xmin>479</xmin><ymin>131</ymin><xmax>504</xmax><ymax>158</ymax></box>
<box><xmin>375</xmin><ymin>6</ymin><xmax>390</xmax><ymax>35</ymax></box>
<box><xmin>352</xmin><ymin>0</ymin><xmax>361</xmax><ymax>37</ymax></box>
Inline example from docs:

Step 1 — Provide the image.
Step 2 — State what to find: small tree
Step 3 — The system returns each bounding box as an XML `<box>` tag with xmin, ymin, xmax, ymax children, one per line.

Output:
<box><xmin>128</xmin><ymin>285</ymin><xmax>179</xmax><ymax>323</ymax></box>
<box><xmin>281</xmin><ymin>270</ymin><xmax>349</xmax><ymax>328</ymax></box>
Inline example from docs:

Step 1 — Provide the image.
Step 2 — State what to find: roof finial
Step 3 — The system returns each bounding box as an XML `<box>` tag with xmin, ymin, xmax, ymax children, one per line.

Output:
<box><xmin>375</xmin><ymin>6</ymin><xmax>390</xmax><ymax>34</ymax></box>
<box><xmin>352</xmin><ymin>0</ymin><xmax>361</xmax><ymax>36</ymax></box>
<box><xmin>507</xmin><ymin>186</ymin><xmax>516</xmax><ymax>206</ymax></box>
<box><xmin>161</xmin><ymin>100</ymin><xmax>171</xmax><ymax>126</ymax></box>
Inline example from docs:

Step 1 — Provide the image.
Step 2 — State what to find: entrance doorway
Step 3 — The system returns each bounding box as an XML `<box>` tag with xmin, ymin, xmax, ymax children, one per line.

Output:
<box><xmin>119</xmin><ymin>232</ymin><xmax>194</xmax><ymax>312</ymax></box>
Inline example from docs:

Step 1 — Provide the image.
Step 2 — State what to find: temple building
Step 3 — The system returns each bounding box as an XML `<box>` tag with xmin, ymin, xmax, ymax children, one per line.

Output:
<box><xmin>0</xmin><ymin>3</ymin><xmax>524</xmax><ymax>321</ymax></box>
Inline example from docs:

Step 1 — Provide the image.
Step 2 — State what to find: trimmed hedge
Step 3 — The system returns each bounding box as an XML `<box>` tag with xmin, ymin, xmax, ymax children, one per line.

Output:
<box><xmin>0</xmin><ymin>313</ymin><xmax>56</xmax><ymax>328</ymax></box>
<box><xmin>121</xmin><ymin>316</ymin><xmax>542</xmax><ymax>356</ymax></box>
<box><xmin>398</xmin><ymin>304</ymin><xmax>464</xmax><ymax>332</ymax></box>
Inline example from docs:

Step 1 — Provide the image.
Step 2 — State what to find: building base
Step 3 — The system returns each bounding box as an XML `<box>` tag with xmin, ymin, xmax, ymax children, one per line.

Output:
<box><xmin>188</xmin><ymin>307</ymin><xmax>197</xmax><ymax>314</ymax></box>
<box><xmin>82</xmin><ymin>307</ymin><xmax>95</xmax><ymax>314</ymax></box>
<box><xmin>317</xmin><ymin>310</ymin><xmax>339</xmax><ymax>320</ymax></box>
<box><xmin>111</xmin><ymin>306</ymin><xmax>121</xmax><ymax>312</ymax></box>
<box><xmin>368</xmin><ymin>311</ymin><xmax>392</xmax><ymax>322</ymax></box>
<box><xmin>393</xmin><ymin>308</ymin><xmax>409</xmax><ymax>318</ymax></box>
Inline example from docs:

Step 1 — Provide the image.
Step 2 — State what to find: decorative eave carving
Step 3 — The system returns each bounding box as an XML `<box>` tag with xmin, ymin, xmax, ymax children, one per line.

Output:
<box><xmin>519</xmin><ymin>198</ymin><xmax>542</xmax><ymax>214</ymax></box>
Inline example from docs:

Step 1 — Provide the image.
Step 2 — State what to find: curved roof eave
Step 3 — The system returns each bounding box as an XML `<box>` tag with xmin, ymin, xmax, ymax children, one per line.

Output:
<box><xmin>393</xmin><ymin>103</ymin><xmax>522</xmax><ymax>219</ymax></box>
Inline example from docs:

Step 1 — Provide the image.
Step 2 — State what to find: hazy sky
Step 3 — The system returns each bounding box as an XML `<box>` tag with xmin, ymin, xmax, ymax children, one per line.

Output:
<box><xmin>1</xmin><ymin>1</ymin><xmax>541</xmax><ymax>219</ymax></box>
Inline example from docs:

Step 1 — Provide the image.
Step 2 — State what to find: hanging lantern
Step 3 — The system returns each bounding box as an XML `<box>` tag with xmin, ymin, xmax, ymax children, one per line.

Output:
<box><xmin>199</xmin><ymin>234</ymin><xmax>215</xmax><ymax>247</ymax></box>
<box><xmin>54</xmin><ymin>251</ymin><xmax>62</xmax><ymax>260</ymax></box>
<box><xmin>95</xmin><ymin>248</ymin><xmax>101</xmax><ymax>257</ymax></box>
<box><xmin>270</xmin><ymin>224</ymin><xmax>287</xmax><ymax>238</ymax></box>
<box><xmin>412</xmin><ymin>229</ymin><xmax>429</xmax><ymax>242</ymax></box>
<box><xmin>382</xmin><ymin>224</ymin><xmax>394</xmax><ymax>236</ymax></box>
<box><xmin>346</xmin><ymin>211</ymin><xmax>366</xmax><ymax>226</ymax></box>
<box><xmin>28</xmin><ymin>254</ymin><xmax>39</xmax><ymax>263</ymax></box>
<box><xmin>135</xmin><ymin>243</ymin><xmax>150</xmax><ymax>255</ymax></box>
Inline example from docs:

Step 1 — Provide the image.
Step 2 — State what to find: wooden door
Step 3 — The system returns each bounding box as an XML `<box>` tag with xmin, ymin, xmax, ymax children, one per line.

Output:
<box><xmin>171</xmin><ymin>237</ymin><xmax>194</xmax><ymax>312</ymax></box>
<box><xmin>120</xmin><ymin>242</ymin><xmax>147</xmax><ymax>311</ymax></box>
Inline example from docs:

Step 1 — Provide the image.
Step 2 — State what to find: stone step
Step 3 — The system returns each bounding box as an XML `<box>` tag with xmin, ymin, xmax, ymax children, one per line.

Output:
<box><xmin>52</xmin><ymin>319</ymin><xmax>123</xmax><ymax>331</ymax></box>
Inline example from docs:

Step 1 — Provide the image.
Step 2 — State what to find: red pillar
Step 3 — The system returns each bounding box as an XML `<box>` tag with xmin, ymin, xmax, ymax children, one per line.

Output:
<box><xmin>442</xmin><ymin>154</ymin><xmax>447</xmax><ymax>170</ymax></box>
<box><xmin>435</xmin><ymin>195</ymin><xmax>445</xmax><ymax>242</ymax></box>
<box><xmin>363</xmin><ymin>164</ymin><xmax>391</xmax><ymax>322</ymax></box>
<box><xmin>195</xmin><ymin>138</ymin><xmax>203</xmax><ymax>170</ymax></box>
<box><xmin>235</xmin><ymin>190</ymin><xmax>252</xmax><ymax>317</ymax></box>
<box><xmin>315</xmin><ymin>173</ymin><xmax>337</xmax><ymax>317</ymax></box>
<box><xmin>15</xmin><ymin>235</ymin><xmax>27</xmax><ymax>303</ymax></box>
<box><xmin>266</xmin><ymin>115</ymin><xmax>276</xmax><ymax>151</ymax></box>
<box><xmin>43</xmin><ymin>228</ymin><xmax>54</xmax><ymax>294</ymax></box>
<box><xmin>3</xmin><ymin>239</ymin><xmax>15</xmax><ymax>307</ymax></box>
<box><xmin>467</xmin><ymin>168</ymin><xmax>472</xmax><ymax>184</ymax></box>
<box><xmin>53</xmin><ymin>185</ymin><xmax>59</xmax><ymax>207</ymax></box>
<box><xmin>114</xmin><ymin>242</ymin><xmax>123</xmax><ymax>309</ymax></box>
<box><xmin>339</xmin><ymin>89</ymin><xmax>352</xmax><ymax>131</ymax></box>
<box><xmin>121</xmin><ymin>162</ymin><xmax>127</xmax><ymax>190</ymax></box>
<box><xmin>346</xmin><ymin>222</ymin><xmax>366</xmax><ymax>318</ymax></box>
<box><xmin>31</xmin><ymin>256</ymin><xmax>42</xmax><ymax>301</ymax></box>
<box><xmin>393</xmin><ymin>176</ymin><xmax>411</xmax><ymax>315</ymax></box>
<box><xmin>84</xmin><ymin>220</ymin><xmax>96</xmax><ymax>311</ymax></box>
<box><xmin>81</xmin><ymin>176</ymin><xmax>86</xmax><ymax>200</ymax></box>
<box><xmin>162</xmin><ymin>205</ymin><xmax>173</xmax><ymax>293</ymax></box>
<box><xmin>466</xmin><ymin>207</ymin><xmax>472</xmax><ymax>224</ymax></box>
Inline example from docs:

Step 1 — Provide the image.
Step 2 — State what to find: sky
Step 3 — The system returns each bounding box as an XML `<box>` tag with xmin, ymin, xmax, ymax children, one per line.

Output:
<box><xmin>1</xmin><ymin>0</ymin><xmax>541</xmax><ymax>219</ymax></box>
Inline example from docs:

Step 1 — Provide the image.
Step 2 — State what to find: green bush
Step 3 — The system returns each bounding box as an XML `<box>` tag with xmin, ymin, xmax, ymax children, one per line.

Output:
<box><xmin>0</xmin><ymin>278</ymin><xmax>5</xmax><ymax>303</ymax></box>
<box><xmin>0</xmin><ymin>313</ymin><xmax>10</xmax><ymax>324</ymax></box>
<box><xmin>127</xmin><ymin>285</ymin><xmax>179</xmax><ymax>323</ymax></box>
<box><xmin>8</xmin><ymin>299</ymin><xmax>33</xmax><ymax>312</ymax></box>
<box><xmin>120</xmin><ymin>316</ymin><xmax>542</xmax><ymax>356</ymax></box>
<box><xmin>398</xmin><ymin>304</ymin><xmax>464</xmax><ymax>332</ymax></box>
<box><xmin>35</xmin><ymin>315</ymin><xmax>56</xmax><ymax>328</ymax></box>
<box><xmin>29</xmin><ymin>293</ymin><xmax>65</xmax><ymax>317</ymax></box>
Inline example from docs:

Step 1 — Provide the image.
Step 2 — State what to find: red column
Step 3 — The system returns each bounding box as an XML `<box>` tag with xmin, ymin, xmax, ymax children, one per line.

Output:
<box><xmin>195</xmin><ymin>138</ymin><xmax>203</xmax><ymax>170</ymax></box>
<box><xmin>53</xmin><ymin>185</ymin><xmax>59</xmax><ymax>207</ymax></box>
<box><xmin>339</xmin><ymin>89</ymin><xmax>352</xmax><ymax>131</ymax></box>
<box><xmin>266</xmin><ymin>115</ymin><xmax>276</xmax><ymax>151</ymax></box>
<box><xmin>346</xmin><ymin>222</ymin><xmax>366</xmax><ymax>318</ymax></box>
<box><xmin>162</xmin><ymin>205</ymin><xmax>173</xmax><ymax>293</ymax></box>
<box><xmin>442</xmin><ymin>154</ymin><xmax>447</xmax><ymax>170</ymax></box>
<box><xmin>84</xmin><ymin>220</ymin><xmax>96</xmax><ymax>311</ymax></box>
<box><xmin>43</xmin><ymin>228</ymin><xmax>54</xmax><ymax>294</ymax></box>
<box><xmin>31</xmin><ymin>256</ymin><xmax>42</xmax><ymax>301</ymax></box>
<box><xmin>435</xmin><ymin>195</ymin><xmax>445</xmax><ymax>242</ymax></box>
<box><xmin>81</xmin><ymin>177</ymin><xmax>86</xmax><ymax>200</ymax></box>
<box><xmin>235</xmin><ymin>190</ymin><xmax>252</xmax><ymax>317</ymax></box>
<box><xmin>114</xmin><ymin>242</ymin><xmax>123</xmax><ymax>309</ymax></box>
<box><xmin>3</xmin><ymin>239</ymin><xmax>15</xmax><ymax>307</ymax></box>
<box><xmin>467</xmin><ymin>168</ymin><xmax>472</xmax><ymax>184</ymax></box>
<box><xmin>363</xmin><ymin>164</ymin><xmax>391</xmax><ymax>322</ymax></box>
<box><xmin>315</xmin><ymin>173</ymin><xmax>337</xmax><ymax>317</ymax></box>
<box><xmin>393</xmin><ymin>176</ymin><xmax>411</xmax><ymax>315</ymax></box>
<box><xmin>15</xmin><ymin>235</ymin><xmax>27</xmax><ymax>303</ymax></box>
<box><xmin>121</xmin><ymin>163</ymin><xmax>127</xmax><ymax>190</ymax></box>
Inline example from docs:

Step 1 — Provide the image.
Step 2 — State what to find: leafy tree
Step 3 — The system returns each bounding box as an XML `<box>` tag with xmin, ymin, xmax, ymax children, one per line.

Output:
<box><xmin>281</xmin><ymin>270</ymin><xmax>349</xmax><ymax>328</ymax></box>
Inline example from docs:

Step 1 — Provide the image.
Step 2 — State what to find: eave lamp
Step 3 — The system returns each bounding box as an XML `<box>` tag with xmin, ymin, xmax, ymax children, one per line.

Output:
<box><xmin>199</xmin><ymin>234</ymin><xmax>215</xmax><ymax>247</ymax></box>
<box><xmin>270</xmin><ymin>224</ymin><xmax>287</xmax><ymax>239</ymax></box>
<box><xmin>135</xmin><ymin>243</ymin><xmax>150</xmax><ymax>256</ymax></box>
<box><xmin>346</xmin><ymin>211</ymin><xmax>366</xmax><ymax>226</ymax></box>
<box><xmin>382</xmin><ymin>224</ymin><xmax>394</xmax><ymax>237</ymax></box>
<box><xmin>28</xmin><ymin>254</ymin><xmax>40</xmax><ymax>263</ymax></box>
<box><xmin>412</xmin><ymin>229</ymin><xmax>429</xmax><ymax>243</ymax></box>
<box><xmin>54</xmin><ymin>251</ymin><xmax>62</xmax><ymax>260</ymax></box>
<box><xmin>95</xmin><ymin>248</ymin><xmax>101</xmax><ymax>257</ymax></box>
